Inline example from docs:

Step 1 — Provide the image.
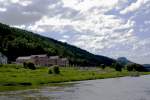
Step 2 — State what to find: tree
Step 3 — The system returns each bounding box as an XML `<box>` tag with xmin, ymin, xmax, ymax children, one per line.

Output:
<box><xmin>0</xmin><ymin>22</ymin><xmax>115</xmax><ymax>66</ymax></box>
<box><xmin>101</xmin><ymin>64</ymin><xmax>106</xmax><ymax>69</ymax></box>
<box><xmin>126</xmin><ymin>64</ymin><xmax>146</xmax><ymax>72</ymax></box>
<box><xmin>114</xmin><ymin>63</ymin><xmax>122</xmax><ymax>72</ymax></box>
<box><xmin>126</xmin><ymin>64</ymin><xmax>133</xmax><ymax>71</ymax></box>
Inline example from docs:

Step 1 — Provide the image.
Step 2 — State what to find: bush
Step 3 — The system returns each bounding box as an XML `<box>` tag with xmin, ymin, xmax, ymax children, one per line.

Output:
<box><xmin>126</xmin><ymin>64</ymin><xmax>134</xmax><ymax>71</ymax></box>
<box><xmin>101</xmin><ymin>64</ymin><xmax>106</xmax><ymax>69</ymax></box>
<box><xmin>23</xmin><ymin>62</ymin><xmax>36</xmax><ymax>70</ymax></box>
<box><xmin>23</xmin><ymin>62</ymin><xmax>28</xmax><ymax>68</ymax></box>
<box><xmin>114</xmin><ymin>63</ymin><xmax>122</xmax><ymax>72</ymax></box>
<box><xmin>0</xmin><ymin>64</ymin><xmax>3</xmax><ymax>67</ymax></box>
<box><xmin>28</xmin><ymin>62</ymin><xmax>36</xmax><ymax>70</ymax></box>
<box><xmin>52</xmin><ymin>65</ymin><xmax>60</xmax><ymax>74</ymax></box>
<box><xmin>48</xmin><ymin>69</ymin><xmax>52</xmax><ymax>74</ymax></box>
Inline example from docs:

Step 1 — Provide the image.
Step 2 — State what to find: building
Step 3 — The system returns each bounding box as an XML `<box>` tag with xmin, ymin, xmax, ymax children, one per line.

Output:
<box><xmin>31</xmin><ymin>55</ymin><xmax>49</xmax><ymax>66</ymax></box>
<box><xmin>16</xmin><ymin>54</ymin><xmax>69</xmax><ymax>66</ymax></box>
<box><xmin>57</xmin><ymin>58</ymin><xmax>69</xmax><ymax>66</ymax></box>
<box><xmin>16</xmin><ymin>56</ymin><xmax>32</xmax><ymax>64</ymax></box>
<box><xmin>0</xmin><ymin>52</ymin><xmax>8</xmax><ymax>64</ymax></box>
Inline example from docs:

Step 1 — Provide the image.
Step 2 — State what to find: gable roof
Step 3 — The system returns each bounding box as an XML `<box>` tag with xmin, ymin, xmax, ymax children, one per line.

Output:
<box><xmin>16</xmin><ymin>56</ymin><xmax>31</xmax><ymax>60</ymax></box>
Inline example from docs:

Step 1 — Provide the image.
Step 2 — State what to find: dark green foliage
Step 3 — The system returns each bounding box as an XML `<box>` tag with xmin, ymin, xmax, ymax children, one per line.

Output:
<box><xmin>0</xmin><ymin>22</ymin><xmax>115</xmax><ymax>66</ymax></box>
<box><xmin>101</xmin><ymin>64</ymin><xmax>106</xmax><ymax>69</ymax></box>
<box><xmin>0</xmin><ymin>64</ymin><xmax>3</xmax><ymax>67</ymax></box>
<box><xmin>114</xmin><ymin>63</ymin><xmax>123</xmax><ymax>72</ymax></box>
<box><xmin>27</xmin><ymin>62</ymin><xmax>36</xmax><ymax>70</ymax></box>
<box><xmin>48</xmin><ymin>69</ymin><xmax>52</xmax><ymax>74</ymax></box>
<box><xmin>126</xmin><ymin>64</ymin><xmax>146</xmax><ymax>72</ymax></box>
<box><xmin>126</xmin><ymin>64</ymin><xmax>133</xmax><ymax>71</ymax></box>
<box><xmin>52</xmin><ymin>65</ymin><xmax>60</xmax><ymax>74</ymax></box>
<box><xmin>23</xmin><ymin>62</ymin><xmax>28</xmax><ymax>69</ymax></box>
<box><xmin>23</xmin><ymin>62</ymin><xmax>36</xmax><ymax>70</ymax></box>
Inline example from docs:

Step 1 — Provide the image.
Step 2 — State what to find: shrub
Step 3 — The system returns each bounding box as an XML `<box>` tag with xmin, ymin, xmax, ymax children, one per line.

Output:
<box><xmin>23</xmin><ymin>62</ymin><xmax>28</xmax><ymax>68</ymax></box>
<box><xmin>101</xmin><ymin>64</ymin><xmax>106</xmax><ymax>69</ymax></box>
<box><xmin>114</xmin><ymin>63</ymin><xmax>122</xmax><ymax>72</ymax></box>
<box><xmin>52</xmin><ymin>65</ymin><xmax>60</xmax><ymax>74</ymax></box>
<box><xmin>0</xmin><ymin>64</ymin><xmax>3</xmax><ymax>67</ymax></box>
<box><xmin>48</xmin><ymin>69</ymin><xmax>52</xmax><ymax>74</ymax></box>
<box><xmin>27</xmin><ymin>62</ymin><xmax>36</xmax><ymax>70</ymax></box>
<box><xmin>126</xmin><ymin>64</ymin><xmax>134</xmax><ymax>71</ymax></box>
<box><xmin>23</xmin><ymin>62</ymin><xmax>36</xmax><ymax>70</ymax></box>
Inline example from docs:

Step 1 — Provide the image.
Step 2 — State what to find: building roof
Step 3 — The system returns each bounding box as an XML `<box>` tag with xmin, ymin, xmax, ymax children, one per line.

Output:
<box><xmin>16</xmin><ymin>56</ymin><xmax>31</xmax><ymax>60</ymax></box>
<box><xmin>49</xmin><ymin>56</ymin><xmax>59</xmax><ymax>59</ymax></box>
<box><xmin>31</xmin><ymin>54</ymin><xmax>47</xmax><ymax>58</ymax></box>
<box><xmin>61</xmin><ymin>58</ymin><xmax>68</xmax><ymax>61</ymax></box>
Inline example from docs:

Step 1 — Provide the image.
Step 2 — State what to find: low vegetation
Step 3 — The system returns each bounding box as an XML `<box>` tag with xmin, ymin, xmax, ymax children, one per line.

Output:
<box><xmin>126</xmin><ymin>64</ymin><xmax>146</xmax><ymax>72</ymax></box>
<box><xmin>48</xmin><ymin>65</ymin><xmax>60</xmax><ymax>74</ymax></box>
<box><xmin>0</xmin><ymin>64</ymin><xmax>150</xmax><ymax>91</ymax></box>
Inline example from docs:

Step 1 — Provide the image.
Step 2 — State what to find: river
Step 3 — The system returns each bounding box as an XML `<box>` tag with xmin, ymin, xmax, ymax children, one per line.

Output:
<box><xmin>0</xmin><ymin>75</ymin><xmax>150</xmax><ymax>100</ymax></box>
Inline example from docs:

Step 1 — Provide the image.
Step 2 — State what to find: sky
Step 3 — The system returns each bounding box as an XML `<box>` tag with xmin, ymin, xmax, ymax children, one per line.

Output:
<box><xmin>0</xmin><ymin>0</ymin><xmax>150</xmax><ymax>64</ymax></box>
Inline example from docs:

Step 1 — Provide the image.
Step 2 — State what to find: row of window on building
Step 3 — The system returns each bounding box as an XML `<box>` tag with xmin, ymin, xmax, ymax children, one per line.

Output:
<box><xmin>16</xmin><ymin>54</ymin><xmax>69</xmax><ymax>66</ymax></box>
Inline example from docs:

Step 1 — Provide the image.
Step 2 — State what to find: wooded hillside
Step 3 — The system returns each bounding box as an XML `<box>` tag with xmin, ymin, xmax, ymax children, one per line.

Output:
<box><xmin>0</xmin><ymin>22</ymin><xmax>115</xmax><ymax>66</ymax></box>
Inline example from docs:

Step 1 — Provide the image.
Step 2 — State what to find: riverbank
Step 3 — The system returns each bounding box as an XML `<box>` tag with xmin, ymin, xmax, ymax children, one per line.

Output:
<box><xmin>0</xmin><ymin>64</ymin><xmax>150</xmax><ymax>91</ymax></box>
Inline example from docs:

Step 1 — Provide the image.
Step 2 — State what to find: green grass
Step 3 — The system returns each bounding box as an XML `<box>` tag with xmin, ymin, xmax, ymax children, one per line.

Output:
<box><xmin>0</xmin><ymin>64</ymin><xmax>150</xmax><ymax>91</ymax></box>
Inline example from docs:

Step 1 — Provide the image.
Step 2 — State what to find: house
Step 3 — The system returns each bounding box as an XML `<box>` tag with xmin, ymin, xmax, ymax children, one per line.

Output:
<box><xmin>16</xmin><ymin>54</ymin><xmax>69</xmax><ymax>66</ymax></box>
<box><xmin>0</xmin><ymin>52</ymin><xmax>8</xmax><ymax>64</ymax></box>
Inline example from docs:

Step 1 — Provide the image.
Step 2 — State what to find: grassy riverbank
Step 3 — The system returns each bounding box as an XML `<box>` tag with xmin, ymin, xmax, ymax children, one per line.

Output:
<box><xmin>0</xmin><ymin>64</ymin><xmax>150</xmax><ymax>91</ymax></box>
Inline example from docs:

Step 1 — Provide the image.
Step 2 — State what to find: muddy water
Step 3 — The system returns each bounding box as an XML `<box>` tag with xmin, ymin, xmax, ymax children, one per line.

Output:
<box><xmin>0</xmin><ymin>75</ymin><xmax>150</xmax><ymax>100</ymax></box>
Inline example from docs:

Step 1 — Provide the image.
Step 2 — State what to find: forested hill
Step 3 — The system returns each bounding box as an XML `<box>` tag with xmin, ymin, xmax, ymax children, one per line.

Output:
<box><xmin>0</xmin><ymin>22</ymin><xmax>115</xmax><ymax>66</ymax></box>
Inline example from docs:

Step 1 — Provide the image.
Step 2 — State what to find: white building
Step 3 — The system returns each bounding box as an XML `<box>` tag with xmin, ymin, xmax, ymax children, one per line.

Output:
<box><xmin>0</xmin><ymin>52</ymin><xmax>8</xmax><ymax>64</ymax></box>
<box><xmin>16</xmin><ymin>54</ymin><xmax>69</xmax><ymax>66</ymax></box>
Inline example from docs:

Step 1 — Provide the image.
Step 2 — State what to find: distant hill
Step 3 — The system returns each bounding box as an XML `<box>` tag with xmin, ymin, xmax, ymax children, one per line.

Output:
<box><xmin>117</xmin><ymin>57</ymin><xmax>133</xmax><ymax>66</ymax></box>
<box><xmin>0</xmin><ymin>22</ymin><xmax>115</xmax><ymax>66</ymax></box>
<box><xmin>143</xmin><ymin>64</ymin><xmax>150</xmax><ymax>67</ymax></box>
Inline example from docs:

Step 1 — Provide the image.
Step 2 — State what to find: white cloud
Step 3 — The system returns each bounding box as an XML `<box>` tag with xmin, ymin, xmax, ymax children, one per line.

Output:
<box><xmin>0</xmin><ymin>7</ymin><xmax>7</xmax><ymax>12</ymax></box>
<box><xmin>63</xmin><ymin>35</ymin><xmax>69</xmax><ymax>39</ymax></box>
<box><xmin>144</xmin><ymin>20</ymin><xmax>150</xmax><ymax>24</ymax></box>
<box><xmin>0</xmin><ymin>0</ymin><xmax>150</xmax><ymax>64</ymax></box>
<box><xmin>62</xmin><ymin>0</ymin><xmax>126</xmax><ymax>13</ymax></box>
<box><xmin>120</xmin><ymin>0</ymin><xmax>148</xmax><ymax>14</ymax></box>
<box><xmin>4</xmin><ymin>0</ymin><xmax>136</xmax><ymax>54</ymax></box>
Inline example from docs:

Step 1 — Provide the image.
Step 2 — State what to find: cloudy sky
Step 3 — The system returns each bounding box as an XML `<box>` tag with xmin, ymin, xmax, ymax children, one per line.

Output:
<box><xmin>0</xmin><ymin>0</ymin><xmax>150</xmax><ymax>64</ymax></box>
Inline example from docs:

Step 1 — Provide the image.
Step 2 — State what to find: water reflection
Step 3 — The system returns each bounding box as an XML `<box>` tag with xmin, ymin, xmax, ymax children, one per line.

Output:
<box><xmin>1</xmin><ymin>75</ymin><xmax>150</xmax><ymax>100</ymax></box>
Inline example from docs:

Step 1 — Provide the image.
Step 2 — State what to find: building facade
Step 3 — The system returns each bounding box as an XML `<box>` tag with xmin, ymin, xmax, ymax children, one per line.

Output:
<box><xmin>0</xmin><ymin>52</ymin><xmax>8</xmax><ymax>64</ymax></box>
<box><xmin>16</xmin><ymin>54</ymin><xmax>69</xmax><ymax>66</ymax></box>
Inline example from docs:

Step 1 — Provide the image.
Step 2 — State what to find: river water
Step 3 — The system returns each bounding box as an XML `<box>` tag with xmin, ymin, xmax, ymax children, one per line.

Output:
<box><xmin>0</xmin><ymin>75</ymin><xmax>150</xmax><ymax>100</ymax></box>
